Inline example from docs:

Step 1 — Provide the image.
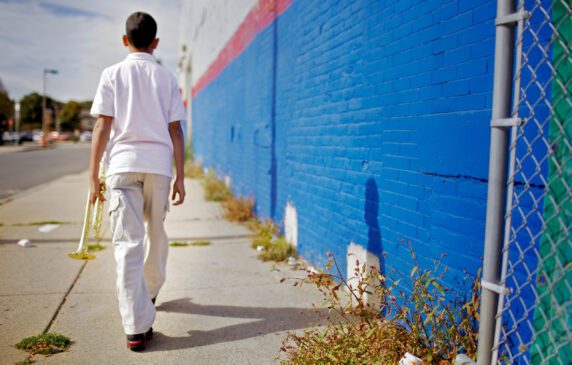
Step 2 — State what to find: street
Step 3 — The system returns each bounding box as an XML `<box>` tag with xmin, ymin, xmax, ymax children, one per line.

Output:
<box><xmin>0</xmin><ymin>143</ymin><xmax>90</xmax><ymax>200</ymax></box>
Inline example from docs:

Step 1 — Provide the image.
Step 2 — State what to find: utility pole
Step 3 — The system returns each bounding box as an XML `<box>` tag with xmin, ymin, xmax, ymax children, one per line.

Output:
<box><xmin>14</xmin><ymin>102</ymin><xmax>20</xmax><ymax>145</ymax></box>
<box><xmin>41</xmin><ymin>68</ymin><xmax>58</xmax><ymax>147</ymax></box>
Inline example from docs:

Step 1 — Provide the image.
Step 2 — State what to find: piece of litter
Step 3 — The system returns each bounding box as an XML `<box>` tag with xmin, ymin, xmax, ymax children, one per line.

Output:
<box><xmin>398</xmin><ymin>352</ymin><xmax>423</xmax><ymax>365</ymax></box>
<box><xmin>287</xmin><ymin>256</ymin><xmax>297</xmax><ymax>266</ymax></box>
<box><xmin>256</xmin><ymin>245</ymin><xmax>264</xmax><ymax>252</ymax></box>
<box><xmin>17</xmin><ymin>239</ymin><xmax>31</xmax><ymax>248</ymax></box>
<box><xmin>307</xmin><ymin>266</ymin><xmax>319</xmax><ymax>274</ymax></box>
<box><xmin>38</xmin><ymin>224</ymin><xmax>60</xmax><ymax>233</ymax></box>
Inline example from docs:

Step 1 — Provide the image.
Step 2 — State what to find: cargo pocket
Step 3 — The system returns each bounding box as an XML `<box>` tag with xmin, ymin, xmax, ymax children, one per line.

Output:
<box><xmin>163</xmin><ymin>201</ymin><xmax>170</xmax><ymax>222</ymax></box>
<box><xmin>108</xmin><ymin>195</ymin><xmax>123</xmax><ymax>241</ymax></box>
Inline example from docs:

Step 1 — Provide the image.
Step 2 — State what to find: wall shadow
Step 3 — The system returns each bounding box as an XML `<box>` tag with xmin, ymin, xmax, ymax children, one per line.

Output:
<box><xmin>364</xmin><ymin>177</ymin><xmax>385</xmax><ymax>277</ymax></box>
<box><xmin>145</xmin><ymin>297</ymin><xmax>330</xmax><ymax>352</ymax></box>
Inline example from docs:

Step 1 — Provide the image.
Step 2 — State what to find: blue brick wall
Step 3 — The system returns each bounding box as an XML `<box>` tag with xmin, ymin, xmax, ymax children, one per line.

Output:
<box><xmin>190</xmin><ymin>0</ymin><xmax>558</xmax><ymax>362</ymax></box>
<box><xmin>193</xmin><ymin>0</ymin><xmax>497</xmax><ymax>294</ymax></box>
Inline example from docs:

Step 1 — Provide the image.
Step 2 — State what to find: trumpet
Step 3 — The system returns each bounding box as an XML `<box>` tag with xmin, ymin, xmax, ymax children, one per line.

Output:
<box><xmin>68</xmin><ymin>158</ymin><xmax>106</xmax><ymax>260</ymax></box>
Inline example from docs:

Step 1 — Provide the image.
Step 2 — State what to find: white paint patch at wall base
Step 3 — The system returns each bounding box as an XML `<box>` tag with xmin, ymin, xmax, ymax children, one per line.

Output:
<box><xmin>284</xmin><ymin>201</ymin><xmax>298</xmax><ymax>247</ymax></box>
<box><xmin>346</xmin><ymin>242</ymin><xmax>381</xmax><ymax>306</ymax></box>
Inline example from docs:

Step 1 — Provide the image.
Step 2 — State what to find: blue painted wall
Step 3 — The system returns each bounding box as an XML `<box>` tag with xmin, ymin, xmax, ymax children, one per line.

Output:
<box><xmin>191</xmin><ymin>0</ymin><xmax>557</xmax><ymax>362</ymax></box>
<box><xmin>193</xmin><ymin>0</ymin><xmax>496</xmax><ymax>289</ymax></box>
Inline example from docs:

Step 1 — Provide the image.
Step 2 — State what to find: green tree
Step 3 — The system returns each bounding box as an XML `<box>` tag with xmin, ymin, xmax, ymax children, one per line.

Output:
<box><xmin>20</xmin><ymin>92</ymin><xmax>59</xmax><ymax>130</ymax></box>
<box><xmin>59</xmin><ymin>101</ymin><xmax>82</xmax><ymax>131</ymax></box>
<box><xmin>0</xmin><ymin>79</ymin><xmax>14</xmax><ymax>126</ymax></box>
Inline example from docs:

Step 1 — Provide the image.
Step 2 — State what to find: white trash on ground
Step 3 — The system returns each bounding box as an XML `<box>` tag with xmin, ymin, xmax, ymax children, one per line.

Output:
<box><xmin>17</xmin><ymin>239</ymin><xmax>31</xmax><ymax>248</ymax></box>
<box><xmin>398</xmin><ymin>352</ymin><xmax>423</xmax><ymax>365</ymax></box>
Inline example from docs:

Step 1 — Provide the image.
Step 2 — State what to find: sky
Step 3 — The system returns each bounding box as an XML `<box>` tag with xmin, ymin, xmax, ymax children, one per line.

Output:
<box><xmin>0</xmin><ymin>0</ymin><xmax>182</xmax><ymax>102</ymax></box>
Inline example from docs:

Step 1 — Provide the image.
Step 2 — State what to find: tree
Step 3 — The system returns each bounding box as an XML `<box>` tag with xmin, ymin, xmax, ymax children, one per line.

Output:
<box><xmin>20</xmin><ymin>92</ymin><xmax>60</xmax><ymax>130</ymax></box>
<box><xmin>59</xmin><ymin>101</ymin><xmax>82</xmax><ymax>131</ymax></box>
<box><xmin>0</xmin><ymin>88</ymin><xmax>13</xmax><ymax>124</ymax></box>
<box><xmin>0</xmin><ymin>79</ymin><xmax>14</xmax><ymax>145</ymax></box>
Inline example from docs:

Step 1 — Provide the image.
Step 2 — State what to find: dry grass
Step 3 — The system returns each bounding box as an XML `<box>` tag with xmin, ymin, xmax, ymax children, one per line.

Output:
<box><xmin>202</xmin><ymin>172</ymin><xmax>231</xmax><ymax>201</ymax></box>
<box><xmin>280</xmin><ymin>252</ymin><xmax>480</xmax><ymax>364</ymax></box>
<box><xmin>184</xmin><ymin>159</ymin><xmax>204</xmax><ymax>179</ymax></box>
<box><xmin>221</xmin><ymin>196</ymin><xmax>254</xmax><ymax>222</ymax></box>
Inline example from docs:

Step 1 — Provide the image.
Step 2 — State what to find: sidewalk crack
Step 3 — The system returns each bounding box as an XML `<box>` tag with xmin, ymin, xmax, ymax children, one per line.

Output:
<box><xmin>43</xmin><ymin>260</ymin><xmax>89</xmax><ymax>334</ymax></box>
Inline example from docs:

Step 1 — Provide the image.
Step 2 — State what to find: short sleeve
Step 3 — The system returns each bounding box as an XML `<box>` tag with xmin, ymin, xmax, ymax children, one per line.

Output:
<box><xmin>90</xmin><ymin>69</ymin><xmax>114</xmax><ymax>117</ymax></box>
<box><xmin>168</xmin><ymin>76</ymin><xmax>186</xmax><ymax>123</ymax></box>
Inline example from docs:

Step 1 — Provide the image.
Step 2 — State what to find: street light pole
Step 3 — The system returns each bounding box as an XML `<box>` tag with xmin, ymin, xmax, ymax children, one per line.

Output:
<box><xmin>14</xmin><ymin>102</ymin><xmax>20</xmax><ymax>145</ymax></box>
<box><xmin>41</xmin><ymin>68</ymin><xmax>58</xmax><ymax>147</ymax></box>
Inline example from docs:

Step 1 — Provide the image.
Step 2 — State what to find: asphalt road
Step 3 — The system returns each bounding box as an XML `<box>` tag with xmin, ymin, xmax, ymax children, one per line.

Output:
<box><xmin>0</xmin><ymin>143</ymin><xmax>91</xmax><ymax>200</ymax></box>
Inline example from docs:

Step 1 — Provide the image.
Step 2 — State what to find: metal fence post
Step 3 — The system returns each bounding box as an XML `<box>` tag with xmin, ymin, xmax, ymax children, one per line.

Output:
<box><xmin>477</xmin><ymin>1</ymin><xmax>517</xmax><ymax>364</ymax></box>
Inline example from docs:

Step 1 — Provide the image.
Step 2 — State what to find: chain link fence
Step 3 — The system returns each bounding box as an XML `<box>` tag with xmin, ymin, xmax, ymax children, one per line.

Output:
<box><xmin>493</xmin><ymin>0</ymin><xmax>571</xmax><ymax>363</ymax></box>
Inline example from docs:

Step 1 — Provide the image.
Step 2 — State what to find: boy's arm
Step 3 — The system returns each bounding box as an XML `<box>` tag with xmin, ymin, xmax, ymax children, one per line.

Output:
<box><xmin>89</xmin><ymin>115</ymin><xmax>112</xmax><ymax>204</ymax></box>
<box><xmin>169</xmin><ymin>121</ymin><xmax>185</xmax><ymax>206</ymax></box>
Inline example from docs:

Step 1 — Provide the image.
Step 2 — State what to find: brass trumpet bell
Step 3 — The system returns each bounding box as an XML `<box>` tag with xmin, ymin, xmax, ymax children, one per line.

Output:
<box><xmin>68</xmin><ymin>251</ymin><xmax>96</xmax><ymax>260</ymax></box>
<box><xmin>68</xmin><ymin>178</ymin><xmax>106</xmax><ymax>261</ymax></box>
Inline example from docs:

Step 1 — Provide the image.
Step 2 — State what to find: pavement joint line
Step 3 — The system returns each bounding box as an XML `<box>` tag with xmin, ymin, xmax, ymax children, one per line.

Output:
<box><xmin>43</xmin><ymin>259</ymin><xmax>89</xmax><ymax>334</ymax></box>
<box><xmin>0</xmin><ymin>235</ymin><xmax>249</xmax><ymax>245</ymax></box>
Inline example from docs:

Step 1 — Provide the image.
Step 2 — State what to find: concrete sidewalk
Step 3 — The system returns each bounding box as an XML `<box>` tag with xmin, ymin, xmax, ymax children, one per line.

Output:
<box><xmin>0</xmin><ymin>171</ymin><xmax>325</xmax><ymax>364</ymax></box>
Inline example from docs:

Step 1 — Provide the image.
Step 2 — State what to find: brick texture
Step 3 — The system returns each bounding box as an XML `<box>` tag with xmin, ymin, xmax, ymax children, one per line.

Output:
<box><xmin>192</xmin><ymin>0</ymin><xmax>498</xmax><ymax>294</ymax></box>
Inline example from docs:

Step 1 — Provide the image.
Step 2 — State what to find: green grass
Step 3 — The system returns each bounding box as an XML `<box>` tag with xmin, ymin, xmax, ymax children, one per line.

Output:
<box><xmin>169</xmin><ymin>241</ymin><xmax>211</xmax><ymax>247</ymax></box>
<box><xmin>87</xmin><ymin>243</ymin><xmax>106</xmax><ymax>252</ymax></box>
<box><xmin>14</xmin><ymin>221</ymin><xmax>71</xmax><ymax>227</ymax></box>
<box><xmin>258</xmin><ymin>236</ymin><xmax>297</xmax><ymax>262</ymax></box>
<box><xmin>15</xmin><ymin>333</ymin><xmax>71</xmax><ymax>355</ymax></box>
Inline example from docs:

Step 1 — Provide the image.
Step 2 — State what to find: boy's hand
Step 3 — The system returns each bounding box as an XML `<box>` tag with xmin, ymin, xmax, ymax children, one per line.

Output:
<box><xmin>172</xmin><ymin>178</ymin><xmax>185</xmax><ymax>205</ymax></box>
<box><xmin>90</xmin><ymin>176</ymin><xmax>106</xmax><ymax>204</ymax></box>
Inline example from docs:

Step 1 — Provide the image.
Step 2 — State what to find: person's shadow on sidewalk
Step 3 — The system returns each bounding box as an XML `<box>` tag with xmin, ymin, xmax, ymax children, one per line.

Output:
<box><xmin>145</xmin><ymin>297</ymin><xmax>330</xmax><ymax>351</ymax></box>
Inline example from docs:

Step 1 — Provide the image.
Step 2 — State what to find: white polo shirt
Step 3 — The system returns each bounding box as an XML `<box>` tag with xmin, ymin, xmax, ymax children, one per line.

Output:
<box><xmin>90</xmin><ymin>52</ymin><xmax>185</xmax><ymax>178</ymax></box>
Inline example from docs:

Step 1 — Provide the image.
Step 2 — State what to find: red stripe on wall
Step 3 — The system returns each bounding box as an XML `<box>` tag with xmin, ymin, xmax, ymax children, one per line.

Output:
<box><xmin>192</xmin><ymin>0</ymin><xmax>293</xmax><ymax>97</ymax></box>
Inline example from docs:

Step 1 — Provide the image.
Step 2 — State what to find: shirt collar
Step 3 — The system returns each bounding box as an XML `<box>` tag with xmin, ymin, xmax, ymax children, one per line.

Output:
<box><xmin>126</xmin><ymin>52</ymin><xmax>157</xmax><ymax>62</ymax></box>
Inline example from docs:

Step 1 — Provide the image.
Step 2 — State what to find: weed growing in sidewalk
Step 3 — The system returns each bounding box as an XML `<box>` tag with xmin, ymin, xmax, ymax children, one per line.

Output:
<box><xmin>249</xmin><ymin>220</ymin><xmax>278</xmax><ymax>249</ymax></box>
<box><xmin>280</xmin><ymin>251</ymin><xmax>479</xmax><ymax>364</ymax></box>
<box><xmin>169</xmin><ymin>240</ymin><xmax>211</xmax><ymax>247</ymax></box>
<box><xmin>15</xmin><ymin>333</ymin><xmax>71</xmax><ymax>356</ymax></box>
<box><xmin>202</xmin><ymin>171</ymin><xmax>231</xmax><ymax>201</ymax></box>
<box><xmin>87</xmin><ymin>243</ymin><xmax>106</xmax><ymax>252</ymax></box>
<box><xmin>184</xmin><ymin>159</ymin><xmax>204</xmax><ymax>179</ymax></box>
<box><xmin>249</xmin><ymin>220</ymin><xmax>297</xmax><ymax>262</ymax></box>
<box><xmin>221</xmin><ymin>196</ymin><xmax>254</xmax><ymax>222</ymax></box>
<box><xmin>14</xmin><ymin>221</ymin><xmax>71</xmax><ymax>226</ymax></box>
<box><xmin>194</xmin><ymin>169</ymin><xmax>295</xmax><ymax>262</ymax></box>
<box><xmin>259</xmin><ymin>236</ymin><xmax>297</xmax><ymax>262</ymax></box>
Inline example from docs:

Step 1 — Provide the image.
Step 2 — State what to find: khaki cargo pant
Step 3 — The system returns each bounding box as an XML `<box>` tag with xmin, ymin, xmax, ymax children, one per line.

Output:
<box><xmin>106</xmin><ymin>172</ymin><xmax>171</xmax><ymax>335</ymax></box>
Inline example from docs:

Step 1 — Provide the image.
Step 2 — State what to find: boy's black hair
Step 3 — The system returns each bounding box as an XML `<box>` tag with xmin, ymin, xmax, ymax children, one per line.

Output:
<box><xmin>125</xmin><ymin>12</ymin><xmax>157</xmax><ymax>49</ymax></box>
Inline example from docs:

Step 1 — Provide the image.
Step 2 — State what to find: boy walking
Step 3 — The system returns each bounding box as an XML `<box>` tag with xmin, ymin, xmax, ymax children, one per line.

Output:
<box><xmin>89</xmin><ymin>11</ymin><xmax>185</xmax><ymax>352</ymax></box>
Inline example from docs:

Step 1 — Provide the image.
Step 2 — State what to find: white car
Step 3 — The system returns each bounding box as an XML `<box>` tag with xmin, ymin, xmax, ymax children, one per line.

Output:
<box><xmin>32</xmin><ymin>129</ymin><xmax>44</xmax><ymax>143</ymax></box>
<box><xmin>79</xmin><ymin>131</ymin><xmax>92</xmax><ymax>142</ymax></box>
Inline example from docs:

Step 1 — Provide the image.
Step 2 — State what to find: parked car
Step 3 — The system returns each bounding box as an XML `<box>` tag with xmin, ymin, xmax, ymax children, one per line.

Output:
<box><xmin>32</xmin><ymin>129</ymin><xmax>44</xmax><ymax>143</ymax></box>
<box><xmin>1</xmin><ymin>131</ymin><xmax>34</xmax><ymax>145</ymax></box>
<box><xmin>17</xmin><ymin>131</ymin><xmax>33</xmax><ymax>144</ymax></box>
<box><xmin>79</xmin><ymin>131</ymin><xmax>92</xmax><ymax>142</ymax></box>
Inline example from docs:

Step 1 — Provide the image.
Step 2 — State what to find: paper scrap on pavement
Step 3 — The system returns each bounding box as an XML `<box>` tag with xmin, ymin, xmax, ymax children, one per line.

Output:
<box><xmin>38</xmin><ymin>224</ymin><xmax>60</xmax><ymax>233</ymax></box>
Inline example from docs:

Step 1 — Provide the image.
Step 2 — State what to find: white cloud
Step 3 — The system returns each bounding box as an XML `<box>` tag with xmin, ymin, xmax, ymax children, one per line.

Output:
<box><xmin>0</xmin><ymin>0</ymin><xmax>182</xmax><ymax>102</ymax></box>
